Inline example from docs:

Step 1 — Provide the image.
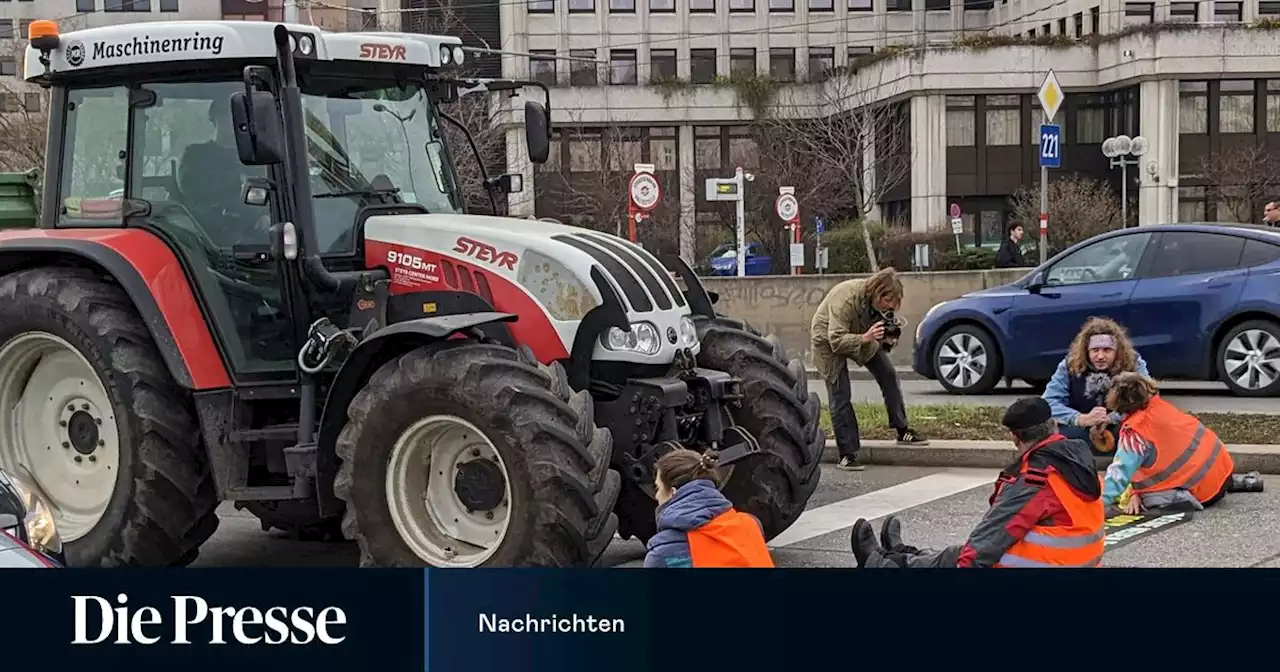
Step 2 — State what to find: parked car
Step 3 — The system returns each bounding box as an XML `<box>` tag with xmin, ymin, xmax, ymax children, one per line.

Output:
<box><xmin>707</xmin><ymin>242</ymin><xmax>772</xmax><ymax>276</ymax></box>
<box><xmin>0</xmin><ymin>469</ymin><xmax>64</xmax><ymax>567</ymax></box>
<box><xmin>913</xmin><ymin>223</ymin><xmax>1280</xmax><ymax>397</ymax></box>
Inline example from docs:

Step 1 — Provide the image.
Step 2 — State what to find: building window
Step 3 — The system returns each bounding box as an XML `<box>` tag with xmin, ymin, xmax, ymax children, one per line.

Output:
<box><xmin>769</xmin><ymin>48</ymin><xmax>794</xmax><ymax>82</ymax></box>
<box><xmin>985</xmin><ymin>95</ymin><xmax>1020</xmax><ymax>146</ymax></box>
<box><xmin>1169</xmin><ymin>1</ymin><xmax>1197</xmax><ymax>20</ymax></box>
<box><xmin>568</xmin><ymin>131</ymin><xmax>602</xmax><ymax>172</ymax></box>
<box><xmin>694</xmin><ymin>126</ymin><xmax>721</xmax><ymax>170</ymax></box>
<box><xmin>691</xmin><ymin>49</ymin><xmax>717</xmax><ymax>83</ymax></box>
<box><xmin>1042</xmin><ymin>23</ymin><xmax>1051</xmax><ymax>35</ymax></box>
<box><xmin>1261</xmin><ymin>0</ymin><xmax>1280</xmax><ymax>13</ymax></box>
<box><xmin>691</xmin><ymin>0</ymin><xmax>715</xmax><ymax>11</ymax></box>
<box><xmin>1057</xmin><ymin>18</ymin><xmax>1067</xmax><ymax>34</ymax></box>
<box><xmin>160</xmin><ymin>0</ymin><xmax>179</xmax><ymax>10</ymax></box>
<box><xmin>104</xmin><ymin>0</ymin><xmax>151</xmax><ymax>10</ymax></box>
<box><xmin>611</xmin><ymin>0</ymin><xmax>635</xmax><ymax>11</ymax></box>
<box><xmin>945</xmin><ymin>95</ymin><xmax>975</xmax><ymax>147</ymax></box>
<box><xmin>887</xmin><ymin>0</ymin><xmax>910</xmax><ymax>9</ymax></box>
<box><xmin>650</xmin><ymin>49</ymin><xmax>677</xmax><ymax>81</ymax></box>
<box><xmin>530</xmin><ymin>50</ymin><xmax>557</xmax><ymax>87</ymax></box>
<box><xmin>0</xmin><ymin>21</ymin><xmax>11</xmax><ymax>39</ymax></box>
<box><xmin>1090</xmin><ymin>6</ymin><xmax>1100</xmax><ymax>33</ymax></box>
<box><xmin>650</xmin><ymin>127</ymin><xmax>678</xmax><ymax>171</ymax></box>
<box><xmin>730</xmin><ymin>0</ymin><xmax>753</xmax><ymax>10</ymax></box>
<box><xmin>1123</xmin><ymin>2</ymin><xmax>1154</xmax><ymax>24</ymax></box>
<box><xmin>1214</xmin><ymin>1</ymin><xmax>1242</xmax><ymax>21</ymax></box>
<box><xmin>848</xmin><ymin>0</ymin><xmax>872</xmax><ymax>9</ymax></box>
<box><xmin>727</xmin><ymin>126</ymin><xmax>757</xmax><ymax>168</ymax></box>
<box><xmin>76</xmin><ymin>0</ymin><xmax>95</xmax><ymax>11</ymax></box>
<box><xmin>1219</xmin><ymin>80</ymin><xmax>1254</xmax><ymax>133</ymax></box>
<box><xmin>1073</xmin><ymin>12</ymin><xmax>1083</xmax><ymax>35</ymax></box>
<box><xmin>23</xmin><ymin>93</ymin><xmax>40</xmax><ymax>113</ymax></box>
<box><xmin>1178</xmin><ymin>186</ymin><xmax>1206</xmax><ymax>222</ymax></box>
<box><xmin>650</xmin><ymin>0</ymin><xmax>675</xmax><ymax>12</ymax></box>
<box><xmin>1076</xmin><ymin>97</ymin><xmax>1106</xmax><ymax>144</ymax></box>
<box><xmin>810</xmin><ymin>0</ymin><xmax>833</xmax><ymax>10</ymax></box>
<box><xmin>610</xmin><ymin>50</ymin><xmax>637</xmax><ymax>85</ymax></box>
<box><xmin>1267</xmin><ymin>80</ymin><xmax>1280</xmax><ymax>132</ymax></box>
<box><xmin>807</xmin><ymin>47</ymin><xmax>834</xmax><ymax>82</ymax></box>
<box><xmin>570</xmin><ymin>49</ymin><xmax>597</xmax><ymax>86</ymax></box>
<box><xmin>730</xmin><ymin>48</ymin><xmax>755</xmax><ymax>76</ymax></box>
<box><xmin>1179</xmin><ymin>81</ymin><xmax>1208</xmax><ymax>134</ymax></box>
<box><xmin>847</xmin><ymin>45</ymin><xmax>872</xmax><ymax>68</ymax></box>
<box><xmin>568</xmin><ymin>0</ymin><xmax>594</xmax><ymax>12</ymax></box>
<box><xmin>528</xmin><ymin>0</ymin><xmax>554</xmax><ymax>12</ymax></box>
<box><xmin>0</xmin><ymin>59</ymin><xmax>15</xmax><ymax>76</ymax></box>
<box><xmin>770</xmin><ymin>0</ymin><xmax>794</xmax><ymax>11</ymax></box>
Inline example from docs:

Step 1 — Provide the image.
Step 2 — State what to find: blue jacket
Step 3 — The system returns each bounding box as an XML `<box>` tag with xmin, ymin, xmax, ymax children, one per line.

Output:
<box><xmin>644</xmin><ymin>479</ymin><xmax>747</xmax><ymax>568</ymax></box>
<box><xmin>1043</xmin><ymin>353</ymin><xmax>1149</xmax><ymax>427</ymax></box>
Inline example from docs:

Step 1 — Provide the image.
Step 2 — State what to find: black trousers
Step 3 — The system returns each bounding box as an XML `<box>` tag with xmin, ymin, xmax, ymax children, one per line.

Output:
<box><xmin>826</xmin><ymin>349</ymin><xmax>908</xmax><ymax>459</ymax></box>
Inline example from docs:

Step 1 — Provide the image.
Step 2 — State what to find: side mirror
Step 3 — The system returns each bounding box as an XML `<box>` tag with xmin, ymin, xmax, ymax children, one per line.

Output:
<box><xmin>1027</xmin><ymin>271</ymin><xmax>1046</xmax><ymax>294</ymax></box>
<box><xmin>242</xmin><ymin>177</ymin><xmax>273</xmax><ymax>206</ymax></box>
<box><xmin>0</xmin><ymin>513</ymin><xmax>19</xmax><ymax>530</ymax></box>
<box><xmin>492</xmin><ymin>173</ymin><xmax>524</xmax><ymax>194</ymax></box>
<box><xmin>524</xmin><ymin>101</ymin><xmax>550</xmax><ymax>164</ymax></box>
<box><xmin>230</xmin><ymin>90</ymin><xmax>285</xmax><ymax>166</ymax></box>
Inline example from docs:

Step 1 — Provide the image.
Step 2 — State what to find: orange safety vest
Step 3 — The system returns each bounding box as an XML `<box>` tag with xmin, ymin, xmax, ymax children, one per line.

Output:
<box><xmin>995</xmin><ymin>451</ymin><xmax>1106</xmax><ymax>568</ymax></box>
<box><xmin>1121</xmin><ymin>395</ymin><xmax>1235</xmax><ymax>503</ymax></box>
<box><xmin>686</xmin><ymin>509</ymin><xmax>775</xmax><ymax>568</ymax></box>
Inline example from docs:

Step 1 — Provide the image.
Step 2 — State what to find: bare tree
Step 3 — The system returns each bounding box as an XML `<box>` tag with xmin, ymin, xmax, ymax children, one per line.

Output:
<box><xmin>1008</xmin><ymin>173</ymin><xmax>1123</xmax><ymax>253</ymax></box>
<box><xmin>1197</xmin><ymin>144</ymin><xmax>1280</xmax><ymax>223</ymax></box>
<box><xmin>758</xmin><ymin>71</ymin><xmax>912</xmax><ymax>270</ymax></box>
<box><xmin>0</xmin><ymin>41</ymin><xmax>48</xmax><ymax>175</ymax></box>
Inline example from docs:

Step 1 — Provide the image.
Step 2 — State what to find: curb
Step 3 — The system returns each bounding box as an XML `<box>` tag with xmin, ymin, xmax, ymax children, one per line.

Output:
<box><xmin>806</xmin><ymin>367</ymin><xmax>926</xmax><ymax>382</ymax></box>
<box><xmin>818</xmin><ymin>439</ymin><xmax>1280</xmax><ymax>475</ymax></box>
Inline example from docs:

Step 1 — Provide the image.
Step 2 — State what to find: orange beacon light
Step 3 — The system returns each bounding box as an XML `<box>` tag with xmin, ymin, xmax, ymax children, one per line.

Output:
<box><xmin>28</xmin><ymin>20</ymin><xmax>60</xmax><ymax>52</ymax></box>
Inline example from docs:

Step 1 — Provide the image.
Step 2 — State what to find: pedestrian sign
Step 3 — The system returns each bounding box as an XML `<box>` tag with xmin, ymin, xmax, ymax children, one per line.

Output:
<box><xmin>815</xmin><ymin>216</ymin><xmax>825</xmax><ymax>235</ymax></box>
<box><xmin>1037</xmin><ymin>70</ymin><xmax>1064</xmax><ymax>122</ymax></box>
<box><xmin>1039</xmin><ymin>124</ymin><xmax>1061</xmax><ymax>169</ymax></box>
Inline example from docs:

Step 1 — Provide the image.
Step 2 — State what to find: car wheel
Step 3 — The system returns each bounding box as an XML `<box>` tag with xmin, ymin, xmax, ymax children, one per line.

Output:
<box><xmin>932</xmin><ymin>325</ymin><xmax>1001</xmax><ymax>394</ymax></box>
<box><xmin>1217</xmin><ymin>319</ymin><xmax>1280</xmax><ymax>397</ymax></box>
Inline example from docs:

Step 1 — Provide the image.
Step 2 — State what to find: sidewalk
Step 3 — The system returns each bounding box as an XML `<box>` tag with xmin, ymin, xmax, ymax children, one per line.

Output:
<box><xmin>806</xmin><ymin>364</ymin><xmax>925</xmax><ymax>381</ymax></box>
<box><xmin>819</xmin><ymin>438</ymin><xmax>1280</xmax><ymax>475</ymax></box>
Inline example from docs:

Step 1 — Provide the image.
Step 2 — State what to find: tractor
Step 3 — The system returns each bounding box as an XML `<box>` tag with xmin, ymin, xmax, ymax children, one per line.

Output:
<box><xmin>0</xmin><ymin>18</ymin><xmax>824</xmax><ymax>568</ymax></box>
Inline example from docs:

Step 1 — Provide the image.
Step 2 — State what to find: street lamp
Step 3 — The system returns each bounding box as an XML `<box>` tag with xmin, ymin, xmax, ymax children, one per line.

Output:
<box><xmin>1101</xmin><ymin>134</ymin><xmax>1148</xmax><ymax>228</ymax></box>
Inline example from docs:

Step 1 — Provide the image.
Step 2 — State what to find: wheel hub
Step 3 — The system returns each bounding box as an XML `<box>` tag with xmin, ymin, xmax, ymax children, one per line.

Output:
<box><xmin>65</xmin><ymin>407</ymin><xmax>101</xmax><ymax>456</ymax></box>
<box><xmin>454</xmin><ymin>458</ymin><xmax>505</xmax><ymax>511</ymax></box>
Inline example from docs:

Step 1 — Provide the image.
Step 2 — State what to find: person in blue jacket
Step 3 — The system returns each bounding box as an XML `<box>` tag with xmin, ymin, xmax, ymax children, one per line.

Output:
<box><xmin>1041</xmin><ymin>316</ymin><xmax>1148</xmax><ymax>449</ymax></box>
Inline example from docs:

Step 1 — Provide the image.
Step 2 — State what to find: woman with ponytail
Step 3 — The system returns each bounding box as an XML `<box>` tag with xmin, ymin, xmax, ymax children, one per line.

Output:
<box><xmin>642</xmin><ymin>449</ymin><xmax>775</xmax><ymax>568</ymax></box>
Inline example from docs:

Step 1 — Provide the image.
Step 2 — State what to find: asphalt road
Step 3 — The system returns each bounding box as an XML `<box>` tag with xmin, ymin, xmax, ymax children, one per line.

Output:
<box><xmin>806</xmin><ymin>377</ymin><xmax>1280</xmax><ymax>415</ymax></box>
<box><xmin>190</xmin><ymin>464</ymin><xmax>1280</xmax><ymax>569</ymax></box>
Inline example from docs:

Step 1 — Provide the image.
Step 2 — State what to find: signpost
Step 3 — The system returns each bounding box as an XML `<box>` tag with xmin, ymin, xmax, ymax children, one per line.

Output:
<box><xmin>705</xmin><ymin>167</ymin><xmax>753</xmax><ymax>276</ymax></box>
<box><xmin>815</xmin><ymin>216</ymin><xmax>826</xmax><ymax>275</ymax></box>
<box><xmin>627</xmin><ymin>163</ymin><xmax>661</xmax><ymax>244</ymax></box>
<box><xmin>777</xmin><ymin>187</ymin><xmax>801</xmax><ymax>275</ymax></box>
<box><xmin>949</xmin><ymin>202</ymin><xmax>963</xmax><ymax>251</ymax></box>
<box><xmin>1037</xmin><ymin>70</ymin><xmax>1064</xmax><ymax>265</ymax></box>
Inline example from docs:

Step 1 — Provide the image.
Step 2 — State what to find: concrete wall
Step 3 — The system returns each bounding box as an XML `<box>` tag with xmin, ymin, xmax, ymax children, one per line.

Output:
<box><xmin>701</xmin><ymin>269</ymin><xmax>1028</xmax><ymax>367</ymax></box>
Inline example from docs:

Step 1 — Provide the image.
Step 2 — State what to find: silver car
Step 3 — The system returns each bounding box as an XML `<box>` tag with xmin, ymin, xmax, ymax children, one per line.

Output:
<box><xmin>0</xmin><ymin>469</ymin><xmax>65</xmax><ymax>568</ymax></box>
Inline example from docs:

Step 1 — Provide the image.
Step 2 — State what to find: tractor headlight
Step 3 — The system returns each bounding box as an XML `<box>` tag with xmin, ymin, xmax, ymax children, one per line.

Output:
<box><xmin>2</xmin><ymin>470</ymin><xmax>62</xmax><ymax>557</ymax></box>
<box><xmin>603</xmin><ymin>322</ymin><xmax>661</xmax><ymax>355</ymax></box>
<box><xmin>678</xmin><ymin>315</ymin><xmax>699</xmax><ymax>347</ymax></box>
<box><xmin>440</xmin><ymin>44</ymin><xmax>452</xmax><ymax>64</ymax></box>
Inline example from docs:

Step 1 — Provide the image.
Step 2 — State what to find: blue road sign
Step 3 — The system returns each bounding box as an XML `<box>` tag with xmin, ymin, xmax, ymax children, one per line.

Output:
<box><xmin>815</xmin><ymin>216</ymin><xmax>825</xmax><ymax>235</ymax></box>
<box><xmin>1039</xmin><ymin>124</ymin><xmax>1061</xmax><ymax>169</ymax></box>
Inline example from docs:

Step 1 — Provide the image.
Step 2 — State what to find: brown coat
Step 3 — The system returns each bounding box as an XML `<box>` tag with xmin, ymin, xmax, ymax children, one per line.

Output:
<box><xmin>810</xmin><ymin>278</ymin><xmax>906</xmax><ymax>383</ymax></box>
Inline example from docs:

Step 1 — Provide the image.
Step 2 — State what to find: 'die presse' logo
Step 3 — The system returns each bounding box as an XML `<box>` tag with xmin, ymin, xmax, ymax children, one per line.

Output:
<box><xmin>71</xmin><ymin>593</ymin><xmax>347</xmax><ymax>646</ymax></box>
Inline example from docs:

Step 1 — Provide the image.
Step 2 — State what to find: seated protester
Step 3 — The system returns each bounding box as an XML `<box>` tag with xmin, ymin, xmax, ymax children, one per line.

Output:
<box><xmin>1101</xmin><ymin>372</ymin><xmax>1263</xmax><ymax>516</ymax></box>
<box><xmin>849</xmin><ymin>397</ymin><xmax>1104</xmax><ymax>568</ymax></box>
<box><xmin>1042</xmin><ymin>317</ymin><xmax>1149</xmax><ymax>450</ymax></box>
<box><xmin>643</xmin><ymin>448</ymin><xmax>774</xmax><ymax>568</ymax></box>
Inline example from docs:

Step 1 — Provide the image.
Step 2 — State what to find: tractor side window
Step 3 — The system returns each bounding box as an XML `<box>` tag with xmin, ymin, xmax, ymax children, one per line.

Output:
<box><xmin>58</xmin><ymin>86</ymin><xmax>128</xmax><ymax>224</ymax></box>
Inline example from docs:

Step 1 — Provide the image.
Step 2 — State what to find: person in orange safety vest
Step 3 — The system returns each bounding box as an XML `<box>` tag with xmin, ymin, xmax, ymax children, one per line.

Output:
<box><xmin>643</xmin><ymin>448</ymin><xmax>774</xmax><ymax>568</ymax></box>
<box><xmin>849</xmin><ymin>397</ymin><xmax>1106</xmax><ymax>568</ymax></box>
<box><xmin>1101</xmin><ymin>372</ymin><xmax>1262</xmax><ymax>516</ymax></box>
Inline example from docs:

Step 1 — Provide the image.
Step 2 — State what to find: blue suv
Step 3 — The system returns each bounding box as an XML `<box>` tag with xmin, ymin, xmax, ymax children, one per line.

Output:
<box><xmin>913</xmin><ymin>223</ymin><xmax>1280</xmax><ymax>397</ymax></box>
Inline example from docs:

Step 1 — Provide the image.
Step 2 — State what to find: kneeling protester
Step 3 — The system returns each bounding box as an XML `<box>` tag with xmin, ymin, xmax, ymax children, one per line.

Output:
<box><xmin>644</xmin><ymin>449</ymin><xmax>774</xmax><ymax>568</ymax></box>
<box><xmin>850</xmin><ymin>397</ymin><xmax>1105</xmax><ymax>568</ymax></box>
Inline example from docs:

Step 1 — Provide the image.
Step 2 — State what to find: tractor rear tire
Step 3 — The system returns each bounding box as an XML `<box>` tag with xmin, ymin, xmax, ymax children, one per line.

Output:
<box><xmin>333</xmin><ymin>340</ymin><xmax>620</xmax><ymax>567</ymax></box>
<box><xmin>0</xmin><ymin>267</ymin><xmax>219</xmax><ymax>567</ymax></box>
<box><xmin>694</xmin><ymin>316</ymin><xmax>824</xmax><ymax>540</ymax></box>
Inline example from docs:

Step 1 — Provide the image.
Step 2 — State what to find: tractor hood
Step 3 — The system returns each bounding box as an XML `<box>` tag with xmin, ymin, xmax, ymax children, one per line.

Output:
<box><xmin>362</xmin><ymin>212</ymin><xmax>692</xmax><ymax>319</ymax></box>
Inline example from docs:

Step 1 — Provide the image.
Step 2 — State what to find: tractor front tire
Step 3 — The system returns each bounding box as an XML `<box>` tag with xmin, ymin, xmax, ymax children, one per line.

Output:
<box><xmin>0</xmin><ymin>267</ymin><xmax>219</xmax><ymax>567</ymax></box>
<box><xmin>333</xmin><ymin>341</ymin><xmax>620</xmax><ymax>567</ymax></box>
<box><xmin>694</xmin><ymin>316</ymin><xmax>824</xmax><ymax>540</ymax></box>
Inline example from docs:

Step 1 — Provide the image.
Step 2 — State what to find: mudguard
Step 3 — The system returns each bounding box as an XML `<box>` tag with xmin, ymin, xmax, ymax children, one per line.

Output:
<box><xmin>314</xmin><ymin>311</ymin><xmax>519</xmax><ymax>516</ymax></box>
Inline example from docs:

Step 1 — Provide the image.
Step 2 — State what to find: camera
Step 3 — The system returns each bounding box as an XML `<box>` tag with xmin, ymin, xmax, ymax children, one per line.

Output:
<box><xmin>878</xmin><ymin>310</ymin><xmax>903</xmax><ymax>342</ymax></box>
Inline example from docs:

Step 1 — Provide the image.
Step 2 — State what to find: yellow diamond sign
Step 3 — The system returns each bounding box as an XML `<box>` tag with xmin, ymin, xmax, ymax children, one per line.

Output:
<box><xmin>1038</xmin><ymin>69</ymin><xmax>1064</xmax><ymax>122</ymax></box>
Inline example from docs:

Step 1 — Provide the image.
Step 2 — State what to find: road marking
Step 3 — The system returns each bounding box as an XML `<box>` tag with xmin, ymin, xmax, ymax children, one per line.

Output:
<box><xmin>767</xmin><ymin>469</ymin><xmax>996</xmax><ymax>548</ymax></box>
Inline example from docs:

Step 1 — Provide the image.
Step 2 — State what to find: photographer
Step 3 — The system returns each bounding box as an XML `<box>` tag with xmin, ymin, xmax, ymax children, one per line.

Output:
<box><xmin>811</xmin><ymin>267</ymin><xmax>928</xmax><ymax>472</ymax></box>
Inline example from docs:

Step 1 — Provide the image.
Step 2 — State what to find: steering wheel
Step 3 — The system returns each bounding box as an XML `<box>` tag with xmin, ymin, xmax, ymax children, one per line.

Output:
<box><xmin>1078</xmin><ymin>267</ymin><xmax>1099</xmax><ymax>283</ymax></box>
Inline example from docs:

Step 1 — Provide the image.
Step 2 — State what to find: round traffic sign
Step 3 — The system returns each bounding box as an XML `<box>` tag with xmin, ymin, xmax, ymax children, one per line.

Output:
<box><xmin>949</xmin><ymin>202</ymin><xmax>961</xmax><ymax>218</ymax></box>
<box><xmin>629</xmin><ymin>172</ymin><xmax>661</xmax><ymax>211</ymax></box>
<box><xmin>776</xmin><ymin>193</ymin><xmax>799</xmax><ymax>222</ymax></box>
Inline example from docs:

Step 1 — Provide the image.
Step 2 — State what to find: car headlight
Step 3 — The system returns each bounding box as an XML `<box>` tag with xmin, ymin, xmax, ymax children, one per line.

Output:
<box><xmin>917</xmin><ymin>301</ymin><xmax>947</xmax><ymax>343</ymax></box>
<box><xmin>3</xmin><ymin>470</ymin><xmax>62</xmax><ymax>557</ymax></box>
<box><xmin>602</xmin><ymin>322</ymin><xmax>661</xmax><ymax>355</ymax></box>
<box><xmin>677</xmin><ymin>315</ymin><xmax>699</xmax><ymax>348</ymax></box>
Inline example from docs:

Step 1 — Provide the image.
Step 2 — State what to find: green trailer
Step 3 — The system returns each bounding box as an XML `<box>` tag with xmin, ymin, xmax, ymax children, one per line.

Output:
<box><xmin>0</xmin><ymin>169</ymin><xmax>39</xmax><ymax>229</ymax></box>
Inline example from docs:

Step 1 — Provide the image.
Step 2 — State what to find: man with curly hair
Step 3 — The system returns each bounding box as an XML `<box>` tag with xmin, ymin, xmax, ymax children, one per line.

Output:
<box><xmin>1041</xmin><ymin>317</ymin><xmax>1148</xmax><ymax>451</ymax></box>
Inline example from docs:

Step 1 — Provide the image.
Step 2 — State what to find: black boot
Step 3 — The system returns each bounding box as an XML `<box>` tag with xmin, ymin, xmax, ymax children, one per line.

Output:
<box><xmin>879</xmin><ymin>515</ymin><xmax>921</xmax><ymax>554</ymax></box>
<box><xmin>1228</xmin><ymin>471</ymin><xmax>1264</xmax><ymax>493</ymax></box>
<box><xmin>850</xmin><ymin>519</ymin><xmax>883</xmax><ymax>567</ymax></box>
